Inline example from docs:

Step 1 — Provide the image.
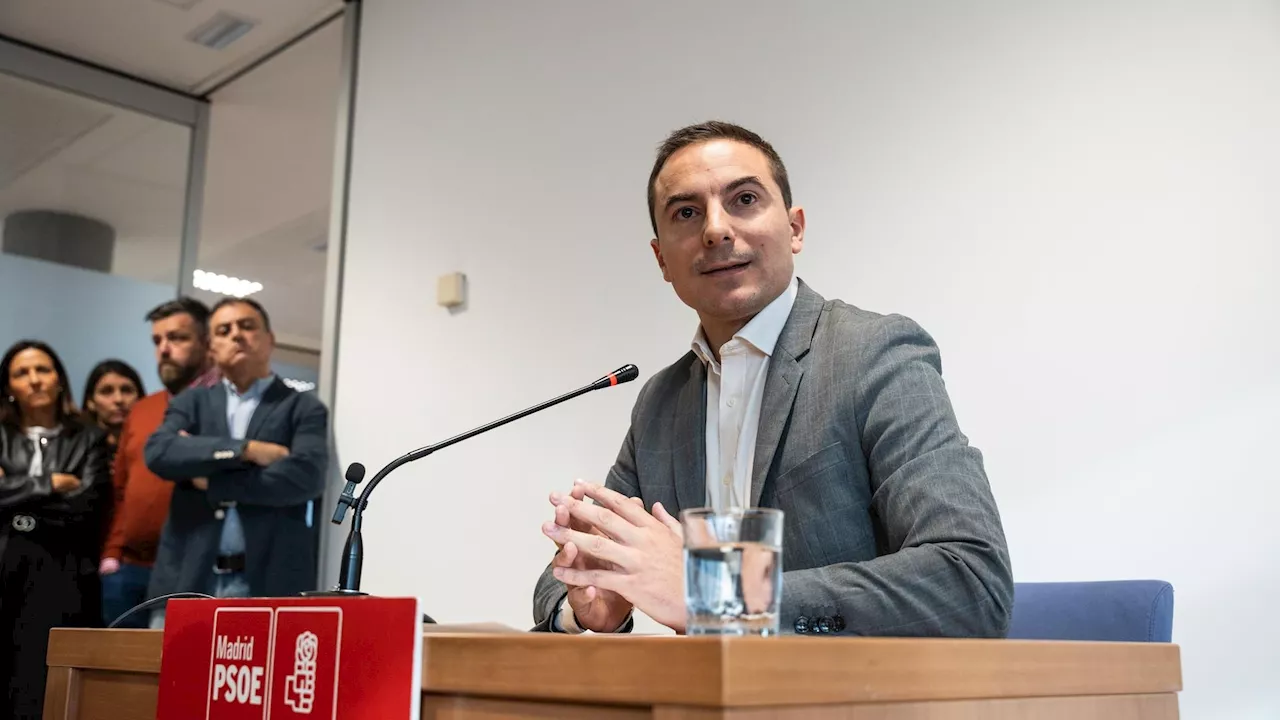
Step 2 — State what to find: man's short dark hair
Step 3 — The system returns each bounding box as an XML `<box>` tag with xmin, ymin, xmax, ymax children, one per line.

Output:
<box><xmin>210</xmin><ymin>297</ymin><xmax>272</xmax><ymax>333</ymax></box>
<box><xmin>145</xmin><ymin>296</ymin><xmax>210</xmax><ymax>337</ymax></box>
<box><xmin>647</xmin><ymin>120</ymin><xmax>793</xmax><ymax>236</ymax></box>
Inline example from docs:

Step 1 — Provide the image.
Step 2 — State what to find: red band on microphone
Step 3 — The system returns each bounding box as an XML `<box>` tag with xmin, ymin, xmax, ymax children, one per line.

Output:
<box><xmin>608</xmin><ymin>374</ymin><xmax>618</xmax><ymax>386</ymax></box>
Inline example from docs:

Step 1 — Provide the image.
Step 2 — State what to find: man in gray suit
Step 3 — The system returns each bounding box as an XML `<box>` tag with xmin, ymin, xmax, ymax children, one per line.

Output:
<box><xmin>533</xmin><ymin>121</ymin><xmax>1012</xmax><ymax>637</ymax></box>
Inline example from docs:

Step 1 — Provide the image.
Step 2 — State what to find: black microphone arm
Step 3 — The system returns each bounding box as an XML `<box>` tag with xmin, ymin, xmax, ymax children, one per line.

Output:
<box><xmin>328</xmin><ymin>364</ymin><xmax>639</xmax><ymax>595</ymax></box>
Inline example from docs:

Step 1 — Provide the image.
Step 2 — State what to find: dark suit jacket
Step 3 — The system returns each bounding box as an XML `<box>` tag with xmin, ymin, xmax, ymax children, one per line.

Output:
<box><xmin>534</xmin><ymin>280</ymin><xmax>1013</xmax><ymax>636</ymax></box>
<box><xmin>143</xmin><ymin>377</ymin><xmax>328</xmax><ymax>599</ymax></box>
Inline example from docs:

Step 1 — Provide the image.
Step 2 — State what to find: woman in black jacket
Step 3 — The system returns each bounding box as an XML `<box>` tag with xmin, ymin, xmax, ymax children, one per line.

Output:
<box><xmin>0</xmin><ymin>340</ymin><xmax>111</xmax><ymax>720</ymax></box>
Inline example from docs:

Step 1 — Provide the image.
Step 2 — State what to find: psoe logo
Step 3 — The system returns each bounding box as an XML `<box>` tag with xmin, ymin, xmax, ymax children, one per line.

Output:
<box><xmin>211</xmin><ymin>634</ymin><xmax>265</xmax><ymax>705</ymax></box>
<box><xmin>284</xmin><ymin>631</ymin><xmax>319</xmax><ymax>714</ymax></box>
<box><xmin>206</xmin><ymin>607</ymin><xmax>273</xmax><ymax>720</ymax></box>
<box><xmin>270</xmin><ymin>607</ymin><xmax>341</xmax><ymax>719</ymax></box>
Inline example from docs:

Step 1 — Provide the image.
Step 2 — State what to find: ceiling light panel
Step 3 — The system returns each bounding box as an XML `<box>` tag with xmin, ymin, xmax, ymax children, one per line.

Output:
<box><xmin>193</xmin><ymin>269</ymin><xmax>263</xmax><ymax>297</ymax></box>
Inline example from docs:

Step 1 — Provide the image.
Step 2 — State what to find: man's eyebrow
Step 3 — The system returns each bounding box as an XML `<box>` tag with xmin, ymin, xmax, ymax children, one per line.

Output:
<box><xmin>662</xmin><ymin>192</ymin><xmax>698</xmax><ymax>212</ymax></box>
<box><xmin>724</xmin><ymin>175</ymin><xmax>764</xmax><ymax>194</ymax></box>
<box><xmin>661</xmin><ymin>176</ymin><xmax>765</xmax><ymax>212</ymax></box>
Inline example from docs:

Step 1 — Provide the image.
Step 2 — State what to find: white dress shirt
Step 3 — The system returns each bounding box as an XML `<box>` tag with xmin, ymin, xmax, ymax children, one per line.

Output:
<box><xmin>691</xmin><ymin>276</ymin><xmax>798</xmax><ymax>510</ymax></box>
<box><xmin>217</xmin><ymin>374</ymin><xmax>276</xmax><ymax>558</ymax></box>
<box><xmin>555</xmin><ymin>276</ymin><xmax>798</xmax><ymax>633</ymax></box>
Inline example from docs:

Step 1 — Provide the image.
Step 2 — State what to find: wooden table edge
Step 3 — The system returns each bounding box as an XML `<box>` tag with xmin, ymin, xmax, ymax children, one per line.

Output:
<box><xmin>46</xmin><ymin>629</ymin><xmax>1183</xmax><ymax>710</ymax></box>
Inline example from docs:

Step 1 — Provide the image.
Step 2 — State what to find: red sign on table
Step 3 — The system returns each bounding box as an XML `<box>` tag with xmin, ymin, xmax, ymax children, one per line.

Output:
<box><xmin>156</xmin><ymin>596</ymin><xmax>421</xmax><ymax>720</ymax></box>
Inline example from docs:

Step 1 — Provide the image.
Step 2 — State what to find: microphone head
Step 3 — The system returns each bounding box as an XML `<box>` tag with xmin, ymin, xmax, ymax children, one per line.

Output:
<box><xmin>345</xmin><ymin>462</ymin><xmax>367</xmax><ymax>484</ymax></box>
<box><xmin>592</xmin><ymin>364</ymin><xmax>640</xmax><ymax>390</ymax></box>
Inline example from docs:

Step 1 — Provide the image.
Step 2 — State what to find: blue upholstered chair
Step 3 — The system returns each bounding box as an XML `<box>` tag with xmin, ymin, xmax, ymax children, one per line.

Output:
<box><xmin>1007</xmin><ymin>580</ymin><xmax>1174</xmax><ymax>642</ymax></box>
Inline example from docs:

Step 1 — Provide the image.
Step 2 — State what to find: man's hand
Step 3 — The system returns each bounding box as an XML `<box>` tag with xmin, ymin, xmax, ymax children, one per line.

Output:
<box><xmin>543</xmin><ymin>483</ymin><xmax>638</xmax><ymax>632</ymax></box>
<box><xmin>100</xmin><ymin>557</ymin><xmax>121</xmax><ymax>575</ymax></box>
<box><xmin>542</xmin><ymin>481</ymin><xmax>687</xmax><ymax>633</ymax></box>
<box><xmin>243</xmin><ymin>440</ymin><xmax>290</xmax><ymax>467</ymax></box>
<box><xmin>191</xmin><ymin>477</ymin><xmax>209</xmax><ymax>491</ymax></box>
<box><xmin>51</xmin><ymin>473</ymin><xmax>81</xmax><ymax>494</ymax></box>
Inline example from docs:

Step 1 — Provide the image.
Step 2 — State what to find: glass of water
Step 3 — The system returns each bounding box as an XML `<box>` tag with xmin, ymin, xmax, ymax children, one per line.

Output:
<box><xmin>681</xmin><ymin>507</ymin><xmax>784</xmax><ymax>636</ymax></box>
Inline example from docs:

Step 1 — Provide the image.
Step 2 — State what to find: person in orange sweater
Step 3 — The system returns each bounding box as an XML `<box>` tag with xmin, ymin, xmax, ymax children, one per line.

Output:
<box><xmin>99</xmin><ymin>298</ymin><xmax>220</xmax><ymax>627</ymax></box>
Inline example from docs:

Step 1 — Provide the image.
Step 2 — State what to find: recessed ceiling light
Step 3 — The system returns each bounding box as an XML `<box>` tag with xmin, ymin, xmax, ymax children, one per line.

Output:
<box><xmin>194</xmin><ymin>269</ymin><xmax>263</xmax><ymax>297</ymax></box>
<box><xmin>186</xmin><ymin>12</ymin><xmax>257</xmax><ymax>50</ymax></box>
<box><xmin>153</xmin><ymin>0</ymin><xmax>202</xmax><ymax>10</ymax></box>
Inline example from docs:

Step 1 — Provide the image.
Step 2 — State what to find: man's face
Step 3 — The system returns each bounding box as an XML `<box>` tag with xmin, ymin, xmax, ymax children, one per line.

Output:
<box><xmin>152</xmin><ymin>313</ymin><xmax>207</xmax><ymax>391</ymax></box>
<box><xmin>650</xmin><ymin>139</ymin><xmax>804</xmax><ymax>328</ymax></box>
<box><xmin>210</xmin><ymin>302</ymin><xmax>274</xmax><ymax>375</ymax></box>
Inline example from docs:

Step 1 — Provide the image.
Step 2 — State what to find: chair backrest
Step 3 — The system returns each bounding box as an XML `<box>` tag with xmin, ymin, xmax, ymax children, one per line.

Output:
<box><xmin>1007</xmin><ymin>580</ymin><xmax>1174</xmax><ymax>642</ymax></box>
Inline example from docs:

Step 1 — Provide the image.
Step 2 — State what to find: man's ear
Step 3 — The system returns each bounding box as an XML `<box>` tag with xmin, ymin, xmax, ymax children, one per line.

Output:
<box><xmin>788</xmin><ymin>206</ymin><xmax>806</xmax><ymax>255</ymax></box>
<box><xmin>651</xmin><ymin>238</ymin><xmax>673</xmax><ymax>283</ymax></box>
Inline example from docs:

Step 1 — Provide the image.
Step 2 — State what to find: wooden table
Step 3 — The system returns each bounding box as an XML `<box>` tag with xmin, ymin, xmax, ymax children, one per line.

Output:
<box><xmin>44</xmin><ymin>628</ymin><xmax>1181</xmax><ymax>719</ymax></box>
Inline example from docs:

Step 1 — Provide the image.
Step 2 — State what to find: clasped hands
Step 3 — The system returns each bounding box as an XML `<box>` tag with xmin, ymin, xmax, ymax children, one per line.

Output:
<box><xmin>541</xmin><ymin>481</ymin><xmax>687</xmax><ymax>633</ymax></box>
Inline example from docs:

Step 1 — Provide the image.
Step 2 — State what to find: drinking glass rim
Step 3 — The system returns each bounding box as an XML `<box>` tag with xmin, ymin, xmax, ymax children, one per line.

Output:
<box><xmin>679</xmin><ymin>507</ymin><xmax>783</xmax><ymax>521</ymax></box>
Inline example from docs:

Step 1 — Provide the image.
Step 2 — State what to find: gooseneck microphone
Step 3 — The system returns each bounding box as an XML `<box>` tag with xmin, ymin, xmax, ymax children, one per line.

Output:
<box><xmin>328</xmin><ymin>364</ymin><xmax>639</xmax><ymax>597</ymax></box>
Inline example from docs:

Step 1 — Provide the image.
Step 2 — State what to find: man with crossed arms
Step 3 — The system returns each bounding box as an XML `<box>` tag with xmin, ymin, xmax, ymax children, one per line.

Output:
<box><xmin>533</xmin><ymin>121</ymin><xmax>1012</xmax><ymax>636</ymax></box>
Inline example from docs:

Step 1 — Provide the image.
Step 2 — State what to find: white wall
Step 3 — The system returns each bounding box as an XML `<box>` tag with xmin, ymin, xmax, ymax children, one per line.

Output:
<box><xmin>337</xmin><ymin>2</ymin><xmax>1280</xmax><ymax>717</ymax></box>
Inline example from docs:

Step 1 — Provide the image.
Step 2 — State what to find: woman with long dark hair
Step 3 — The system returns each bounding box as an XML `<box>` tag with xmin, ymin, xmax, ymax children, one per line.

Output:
<box><xmin>0</xmin><ymin>340</ymin><xmax>111</xmax><ymax>720</ymax></box>
<box><xmin>81</xmin><ymin>359</ymin><xmax>144</xmax><ymax>458</ymax></box>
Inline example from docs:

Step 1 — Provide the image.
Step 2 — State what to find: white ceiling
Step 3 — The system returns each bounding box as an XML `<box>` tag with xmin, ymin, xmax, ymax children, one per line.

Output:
<box><xmin>0</xmin><ymin>0</ymin><xmax>343</xmax><ymax>94</ymax></box>
<box><xmin>0</xmin><ymin>3</ymin><xmax>343</xmax><ymax>349</ymax></box>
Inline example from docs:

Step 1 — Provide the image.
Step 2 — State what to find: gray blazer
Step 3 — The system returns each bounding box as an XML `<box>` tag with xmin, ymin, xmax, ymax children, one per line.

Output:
<box><xmin>533</xmin><ymin>280</ymin><xmax>1013</xmax><ymax>637</ymax></box>
<box><xmin>144</xmin><ymin>378</ymin><xmax>328</xmax><ymax>599</ymax></box>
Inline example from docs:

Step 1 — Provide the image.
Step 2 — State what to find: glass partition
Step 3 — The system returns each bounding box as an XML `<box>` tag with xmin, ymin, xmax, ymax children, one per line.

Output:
<box><xmin>0</xmin><ymin>69</ymin><xmax>193</xmax><ymax>393</ymax></box>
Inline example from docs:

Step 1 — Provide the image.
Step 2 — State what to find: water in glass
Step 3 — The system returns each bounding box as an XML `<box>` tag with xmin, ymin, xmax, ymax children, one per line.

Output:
<box><xmin>682</xmin><ymin>508</ymin><xmax>783</xmax><ymax>636</ymax></box>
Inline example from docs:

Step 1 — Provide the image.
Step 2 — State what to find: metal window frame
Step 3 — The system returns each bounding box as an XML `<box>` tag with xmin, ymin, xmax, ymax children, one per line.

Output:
<box><xmin>178</xmin><ymin>101</ymin><xmax>211</xmax><ymax>296</ymax></box>
<box><xmin>315</xmin><ymin>0</ymin><xmax>362</xmax><ymax>593</ymax></box>
<box><xmin>0</xmin><ymin>35</ymin><xmax>204</xmax><ymax>125</ymax></box>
